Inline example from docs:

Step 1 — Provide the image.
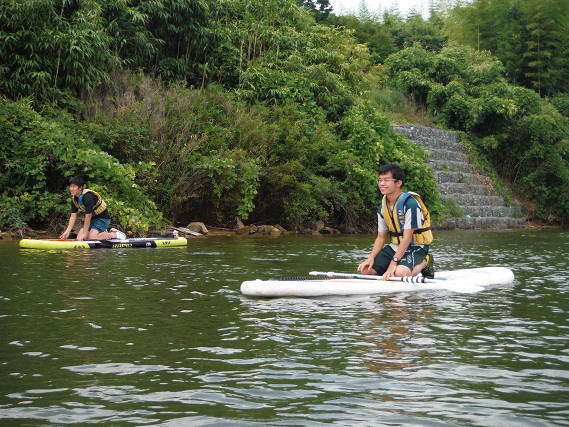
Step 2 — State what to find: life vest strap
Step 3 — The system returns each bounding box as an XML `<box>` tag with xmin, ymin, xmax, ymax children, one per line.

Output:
<box><xmin>389</xmin><ymin>226</ymin><xmax>432</xmax><ymax>238</ymax></box>
<box><xmin>379</xmin><ymin>191</ymin><xmax>434</xmax><ymax>245</ymax></box>
<box><xmin>73</xmin><ymin>189</ymin><xmax>107</xmax><ymax>216</ymax></box>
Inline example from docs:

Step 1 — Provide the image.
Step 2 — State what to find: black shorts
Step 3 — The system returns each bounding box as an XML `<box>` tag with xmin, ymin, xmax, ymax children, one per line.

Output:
<box><xmin>372</xmin><ymin>245</ymin><xmax>428</xmax><ymax>275</ymax></box>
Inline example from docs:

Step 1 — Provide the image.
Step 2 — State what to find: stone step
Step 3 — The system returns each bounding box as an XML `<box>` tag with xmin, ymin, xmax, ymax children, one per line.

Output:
<box><xmin>426</xmin><ymin>148</ymin><xmax>470</xmax><ymax>163</ymax></box>
<box><xmin>436</xmin><ymin>217</ymin><xmax>526</xmax><ymax>230</ymax></box>
<box><xmin>394</xmin><ymin>124</ymin><xmax>525</xmax><ymax>229</ymax></box>
<box><xmin>405</xmin><ymin>136</ymin><xmax>465</xmax><ymax>152</ymax></box>
<box><xmin>427</xmin><ymin>159</ymin><xmax>477</xmax><ymax>174</ymax></box>
<box><xmin>459</xmin><ymin>205</ymin><xmax>517</xmax><ymax>218</ymax></box>
<box><xmin>438</xmin><ymin>182</ymin><xmax>495</xmax><ymax>197</ymax></box>
<box><xmin>395</xmin><ymin>125</ymin><xmax>460</xmax><ymax>143</ymax></box>
<box><xmin>444</xmin><ymin>193</ymin><xmax>506</xmax><ymax>207</ymax></box>
<box><xmin>435</xmin><ymin>170</ymin><xmax>481</xmax><ymax>184</ymax></box>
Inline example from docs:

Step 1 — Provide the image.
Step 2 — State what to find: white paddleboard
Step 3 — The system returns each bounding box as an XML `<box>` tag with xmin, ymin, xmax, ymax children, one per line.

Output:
<box><xmin>240</xmin><ymin>266</ymin><xmax>514</xmax><ymax>297</ymax></box>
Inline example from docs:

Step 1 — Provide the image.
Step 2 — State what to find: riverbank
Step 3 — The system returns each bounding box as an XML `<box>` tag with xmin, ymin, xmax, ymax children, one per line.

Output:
<box><xmin>0</xmin><ymin>218</ymin><xmax>562</xmax><ymax>241</ymax></box>
<box><xmin>0</xmin><ymin>219</ymin><xmax>342</xmax><ymax>240</ymax></box>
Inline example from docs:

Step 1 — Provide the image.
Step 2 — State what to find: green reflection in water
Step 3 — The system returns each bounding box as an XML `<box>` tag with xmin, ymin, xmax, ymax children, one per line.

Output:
<box><xmin>0</xmin><ymin>230</ymin><xmax>568</xmax><ymax>425</ymax></box>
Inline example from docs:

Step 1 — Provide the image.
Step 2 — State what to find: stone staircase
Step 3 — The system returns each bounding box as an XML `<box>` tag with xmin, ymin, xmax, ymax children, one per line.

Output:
<box><xmin>394</xmin><ymin>125</ymin><xmax>525</xmax><ymax>229</ymax></box>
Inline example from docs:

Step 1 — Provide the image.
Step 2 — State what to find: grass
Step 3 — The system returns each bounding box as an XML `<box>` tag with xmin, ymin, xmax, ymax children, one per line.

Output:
<box><xmin>372</xmin><ymin>87</ymin><xmax>437</xmax><ymax>127</ymax></box>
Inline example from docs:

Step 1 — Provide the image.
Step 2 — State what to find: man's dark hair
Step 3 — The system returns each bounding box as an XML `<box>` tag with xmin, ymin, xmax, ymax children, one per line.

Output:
<box><xmin>70</xmin><ymin>177</ymin><xmax>85</xmax><ymax>188</ymax></box>
<box><xmin>379</xmin><ymin>164</ymin><xmax>405</xmax><ymax>185</ymax></box>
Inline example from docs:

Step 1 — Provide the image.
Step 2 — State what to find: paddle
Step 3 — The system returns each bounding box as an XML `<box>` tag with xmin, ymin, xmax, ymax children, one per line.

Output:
<box><xmin>308</xmin><ymin>271</ymin><xmax>484</xmax><ymax>294</ymax></box>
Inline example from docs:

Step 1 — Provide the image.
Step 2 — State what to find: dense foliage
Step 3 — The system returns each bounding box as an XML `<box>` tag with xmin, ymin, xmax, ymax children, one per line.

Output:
<box><xmin>444</xmin><ymin>0</ymin><xmax>569</xmax><ymax>97</ymax></box>
<box><xmin>83</xmin><ymin>72</ymin><xmax>438</xmax><ymax>231</ymax></box>
<box><xmin>385</xmin><ymin>44</ymin><xmax>569</xmax><ymax>221</ymax></box>
<box><xmin>0</xmin><ymin>99</ymin><xmax>163</xmax><ymax>231</ymax></box>
<box><xmin>1</xmin><ymin>0</ymin><xmax>569</xmax><ymax>232</ymax></box>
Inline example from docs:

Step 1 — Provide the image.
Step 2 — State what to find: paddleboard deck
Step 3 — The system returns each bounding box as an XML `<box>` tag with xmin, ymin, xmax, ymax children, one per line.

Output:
<box><xmin>19</xmin><ymin>236</ymin><xmax>188</xmax><ymax>250</ymax></box>
<box><xmin>241</xmin><ymin>266</ymin><xmax>514</xmax><ymax>297</ymax></box>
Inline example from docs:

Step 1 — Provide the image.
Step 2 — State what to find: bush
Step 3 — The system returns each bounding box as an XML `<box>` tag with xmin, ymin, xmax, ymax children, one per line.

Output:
<box><xmin>385</xmin><ymin>44</ymin><xmax>569</xmax><ymax>224</ymax></box>
<box><xmin>551</xmin><ymin>93</ymin><xmax>569</xmax><ymax>117</ymax></box>
<box><xmin>82</xmin><ymin>72</ymin><xmax>443</xmax><ymax>231</ymax></box>
<box><xmin>337</xmin><ymin>96</ymin><xmax>442</xmax><ymax>230</ymax></box>
<box><xmin>0</xmin><ymin>99</ymin><xmax>162</xmax><ymax>232</ymax></box>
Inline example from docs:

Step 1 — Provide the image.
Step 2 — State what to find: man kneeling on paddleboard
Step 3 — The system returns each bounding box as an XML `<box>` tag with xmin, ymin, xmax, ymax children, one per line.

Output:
<box><xmin>60</xmin><ymin>177</ymin><xmax>126</xmax><ymax>241</ymax></box>
<box><xmin>358</xmin><ymin>164</ymin><xmax>435</xmax><ymax>280</ymax></box>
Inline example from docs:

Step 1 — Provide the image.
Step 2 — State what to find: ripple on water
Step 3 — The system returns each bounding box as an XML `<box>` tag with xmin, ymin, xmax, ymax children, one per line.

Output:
<box><xmin>2</xmin><ymin>232</ymin><xmax>569</xmax><ymax>425</ymax></box>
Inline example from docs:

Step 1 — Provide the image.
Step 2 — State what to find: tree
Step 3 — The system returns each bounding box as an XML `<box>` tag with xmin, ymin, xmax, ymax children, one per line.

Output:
<box><xmin>444</xmin><ymin>0</ymin><xmax>495</xmax><ymax>52</ymax></box>
<box><xmin>141</xmin><ymin>0</ymin><xmax>213</xmax><ymax>85</ymax></box>
<box><xmin>444</xmin><ymin>0</ymin><xmax>569</xmax><ymax>96</ymax></box>
<box><xmin>328</xmin><ymin>14</ymin><xmax>396</xmax><ymax>63</ymax></box>
<box><xmin>523</xmin><ymin>0</ymin><xmax>555</xmax><ymax>95</ymax></box>
<box><xmin>358</xmin><ymin>0</ymin><xmax>373</xmax><ymax>21</ymax></box>
<box><xmin>99</xmin><ymin>0</ymin><xmax>157</xmax><ymax>66</ymax></box>
<box><xmin>546</xmin><ymin>0</ymin><xmax>569</xmax><ymax>94</ymax></box>
<box><xmin>398</xmin><ymin>11</ymin><xmax>447</xmax><ymax>52</ymax></box>
<box><xmin>297</xmin><ymin>0</ymin><xmax>333</xmax><ymax>22</ymax></box>
<box><xmin>0</xmin><ymin>0</ymin><xmax>115</xmax><ymax>105</ymax></box>
<box><xmin>495</xmin><ymin>0</ymin><xmax>526</xmax><ymax>85</ymax></box>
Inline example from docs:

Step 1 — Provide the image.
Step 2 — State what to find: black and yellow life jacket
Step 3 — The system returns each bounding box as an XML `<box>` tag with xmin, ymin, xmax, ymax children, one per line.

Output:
<box><xmin>378</xmin><ymin>191</ymin><xmax>433</xmax><ymax>245</ymax></box>
<box><xmin>72</xmin><ymin>189</ymin><xmax>107</xmax><ymax>216</ymax></box>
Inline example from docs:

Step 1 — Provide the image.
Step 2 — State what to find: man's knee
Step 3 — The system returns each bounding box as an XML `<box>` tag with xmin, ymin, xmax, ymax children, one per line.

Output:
<box><xmin>394</xmin><ymin>265</ymin><xmax>412</xmax><ymax>277</ymax></box>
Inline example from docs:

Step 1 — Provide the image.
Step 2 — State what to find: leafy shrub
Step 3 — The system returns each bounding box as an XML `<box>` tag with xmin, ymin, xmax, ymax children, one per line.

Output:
<box><xmin>83</xmin><ymin>72</ymin><xmax>443</xmax><ymax>232</ymax></box>
<box><xmin>385</xmin><ymin>44</ymin><xmax>569</xmax><ymax>224</ymax></box>
<box><xmin>0</xmin><ymin>99</ymin><xmax>162</xmax><ymax>232</ymax></box>
<box><xmin>338</xmin><ymin>97</ymin><xmax>442</xmax><ymax>230</ymax></box>
<box><xmin>551</xmin><ymin>93</ymin><xmax>569</xmax><ymax>117</ymax></box>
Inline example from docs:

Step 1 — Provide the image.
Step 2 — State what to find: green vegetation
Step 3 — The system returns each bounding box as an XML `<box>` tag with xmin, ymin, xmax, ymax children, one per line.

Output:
<box><xmin>386</xmin><ymin>44</ymin><xmax>569</xmax><ymax>222</ymax></box>
<box><xmin>1</xmin><ymin>0</ymin><xmax>569</xmax><ymax>232</ymax></box>
<box><xmin>442</xmin><ymin>197</ymin><xmax>464</xmax><ymax>220</ymax></box>
<box><xmin>0</xmin><ymin>99</ymin><xmax>162</xmax><ymax>231</ymax></box>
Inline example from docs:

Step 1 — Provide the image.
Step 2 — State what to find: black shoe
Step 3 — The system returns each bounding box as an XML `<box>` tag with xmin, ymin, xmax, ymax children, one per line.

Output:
<box><xmin>422</xmin><ymin>254</ymin><xmax>435</xmax><ymax>279</ymax></box>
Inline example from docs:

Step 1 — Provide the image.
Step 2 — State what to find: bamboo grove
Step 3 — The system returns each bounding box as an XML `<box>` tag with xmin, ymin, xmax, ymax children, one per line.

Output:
<box><xmin>1</xmin><ymin>0</ymin><xmax>569</xmax><ymax>233</ymax></box>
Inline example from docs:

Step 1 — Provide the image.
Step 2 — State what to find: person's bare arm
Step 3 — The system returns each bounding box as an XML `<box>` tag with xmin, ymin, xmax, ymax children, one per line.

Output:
<box><xmin>60</xmin><ymin>212</ymin><xmax>78</xmax><ymax>239</ymax></box>
<box><xmin>357</xmin><ymin>231</ymin><xmax>388</xmax><ymax>274</ymax></box>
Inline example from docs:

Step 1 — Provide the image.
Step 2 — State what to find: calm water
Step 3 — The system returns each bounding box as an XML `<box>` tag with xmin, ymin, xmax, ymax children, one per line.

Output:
<box><xmin>0</xmin><ymin>229</ymin><xmax>568</xmax><ymax>426</ymax></box>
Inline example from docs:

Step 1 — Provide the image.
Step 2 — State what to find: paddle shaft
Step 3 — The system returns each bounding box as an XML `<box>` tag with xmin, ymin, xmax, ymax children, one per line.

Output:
<box><xmin>308</xmin><ymin>271</ymin><xmax>484</xmax><ymax>294</ymax></box>
<box><xmin>309</xmin><ymin>271</ymin><xmax>433</xmax><ymax>283</ymax></box>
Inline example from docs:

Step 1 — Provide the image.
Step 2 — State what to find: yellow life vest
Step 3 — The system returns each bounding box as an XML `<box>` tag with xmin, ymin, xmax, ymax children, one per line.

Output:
<box><xmin>379</xmin><ymin>191</ymin><xmax>433</xmax><ymax>245</ymax></box>
<box><xmin>72</xmin><ymin>189</ymin><xmax>107</xmax><ymax>216</ymax></box>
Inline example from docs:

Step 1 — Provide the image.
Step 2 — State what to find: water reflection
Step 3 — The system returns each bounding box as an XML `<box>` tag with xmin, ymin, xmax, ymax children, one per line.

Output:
<box><xmin>1</xmin><ymin>231</ymin><xmax>569</xmax><ymax>425</ymax></box>
<box><xmin>363</xmin><ymin>296</ymin><xmax>434</xmax><ymax>373</ymax></box>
